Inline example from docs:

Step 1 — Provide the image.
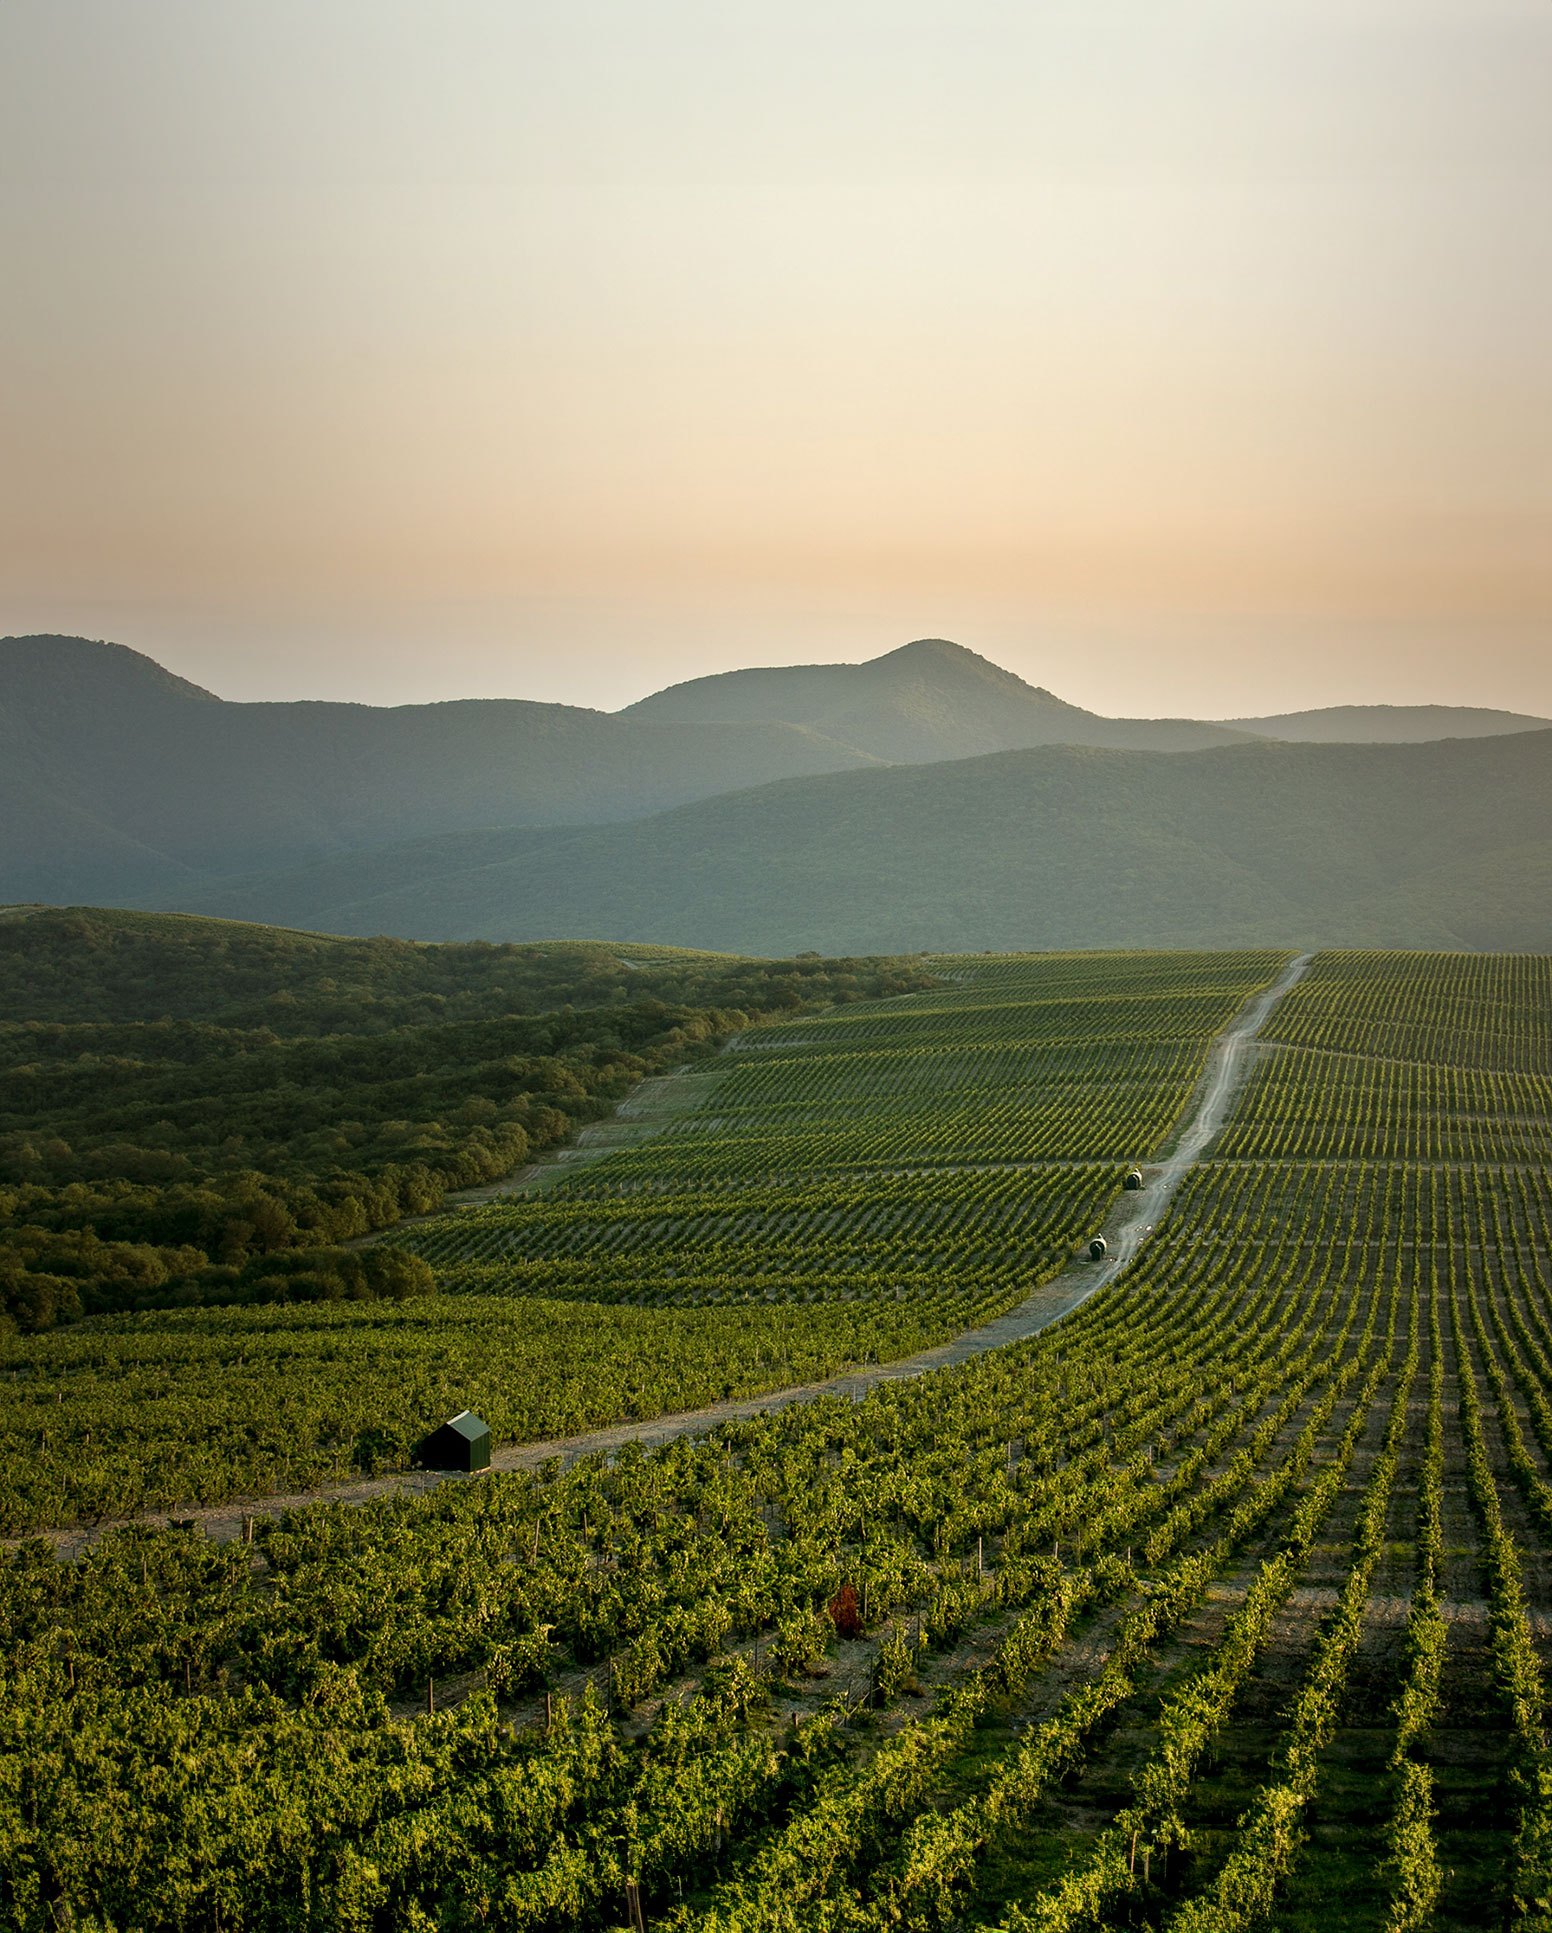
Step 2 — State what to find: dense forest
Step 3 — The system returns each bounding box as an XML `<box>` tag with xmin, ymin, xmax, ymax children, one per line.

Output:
<box><xmin>0</xmin><ymin>908</ymin><xmax>930</xmax><ymax>1332</ymax></box>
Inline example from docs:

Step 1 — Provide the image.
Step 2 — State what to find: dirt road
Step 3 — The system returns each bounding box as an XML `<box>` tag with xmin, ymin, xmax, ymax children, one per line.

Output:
<box><xmin>1080</xmin><ymin>949</ymin><xmax>1312</xmax><ymax>1295</ymax></box>
<box><xmin>36</xmin><ymin>954</ymin><xmax>1310</xmax><ymax>1559</ymax></box>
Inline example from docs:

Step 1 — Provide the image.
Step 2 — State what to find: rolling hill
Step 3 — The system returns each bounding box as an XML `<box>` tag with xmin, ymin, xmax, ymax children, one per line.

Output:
<box><xmin>0</xmin><ymin>634</ymin><xmax>883</xmax><ymax>897</ymax></box>
<box><xmin>1224</xmin><ymin>701</ymin><xmax>1552</xmax><ymax>742</ymax></box>
<box><xmin>178</xmin><ymin>729</ymin><xmax>1552</xmax><ymax>955</ymax></box>
<box><xmin>622</xmin><ymin>636</ymin><xmax>1255</xmax><ymax>760</ymax></box>
<box><xmin>621</xmin><ymin>637</ymin><xmax>1551</xmax><ymax>756</ymax></box>
<box><xmin>3</xmin><ymin>632</ymin><xmax>1264</xmax><ymax>912</ymax></box>
<box><xmin>8</xmin><ymin>631</ymin><xmax>1552</xmax><ymax>948</ymax></box>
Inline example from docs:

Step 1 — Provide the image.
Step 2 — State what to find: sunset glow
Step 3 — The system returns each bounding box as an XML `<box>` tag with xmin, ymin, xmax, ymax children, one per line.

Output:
<box><xmin>3</xmin><ymin>1</ymin><xmax>1549</xmax><ymax>713</ymax></box>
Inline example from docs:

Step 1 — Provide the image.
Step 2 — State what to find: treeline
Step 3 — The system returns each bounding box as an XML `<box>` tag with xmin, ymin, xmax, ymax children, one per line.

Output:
<box><xmin>0</xmin><ymin>907</ymin><xmax>909</xmax><ymax>1031</ymax></box>
<box><xmin>0</xmin><ymin>909</ymin><xmax>931</xmax><ymax>1332</ymax></box>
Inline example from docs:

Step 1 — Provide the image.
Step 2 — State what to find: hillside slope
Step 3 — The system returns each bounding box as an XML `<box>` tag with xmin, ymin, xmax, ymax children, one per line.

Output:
<box><xmin>1227</xmin><ymin>701</ymin><xmax>1552</xmax><ymax>742</ymax></box>
<box><xmin>0</xmin><ymin>635</ymin><xmax>882</xmax><ymax>890</ymax></box>
<box><xmin>0</xmin><ymin>696</ymin><xmax>200</xmax><ymax>905</ymax></box>
<box><xmin>624</xmin><ymin>636</ymin><xmax>1252</xmax><ymax>760</ymax></box>
<box><xmin>10</xmin><ymin>632</ymin><xmax>1550</xmax><ymax>925</ymax></box>
<box><xmin>178</xmin><ymin>730</ymin><xmax>1552</xmax><ymax>954</ymax></box>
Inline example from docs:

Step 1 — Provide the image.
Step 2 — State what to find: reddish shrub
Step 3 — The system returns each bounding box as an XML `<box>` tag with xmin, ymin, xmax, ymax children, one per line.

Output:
<box><xmin>827</xmin><ymin>1584</ymin><xmax>862</xmax><ymax>1639</ymax></box>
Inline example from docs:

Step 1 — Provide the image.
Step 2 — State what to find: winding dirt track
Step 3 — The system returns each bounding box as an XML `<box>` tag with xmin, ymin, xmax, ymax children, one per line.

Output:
<box><xmin>38</xmin><ymin>953</ymin><xmax>1311</xmax><ymax>1560</ymax></box>
<box><xmin>1082</xmin><ymin>948</ymin><xmax>1312</xmax><ymax>1292</ymax></box>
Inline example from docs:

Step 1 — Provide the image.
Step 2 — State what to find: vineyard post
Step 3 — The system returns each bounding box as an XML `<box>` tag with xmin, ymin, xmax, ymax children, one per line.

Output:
<box><xmin>545</xmin><ymin>1690</ymin><xmax>553</xmax><ymax>1732</ymax></box>
<box><xmin>625</xmin><ymin>1877</ymin><xmax>647</xmax><ymax>1933</ymax></box>
<box><xmin>427</xmin><ymin>1678</ymin><xmax>435</xmax><ymax>1717</ymax></box>
<box><xmin>242</xmin><ymin>1515</ymin><xmax>253</xmax><ymax>1546</ymax></box>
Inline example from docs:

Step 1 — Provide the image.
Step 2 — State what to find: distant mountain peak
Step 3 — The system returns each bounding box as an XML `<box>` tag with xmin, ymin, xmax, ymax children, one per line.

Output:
<box><xmin>619</xmin><ymin>635</ymin><xmax>1177</xmax><ymax>763</ymax></box>
<box><xmin>870</xmin><ymin>636</ymin><xmax>1070</xmax><ymax>700</ymax></box>
<box><xmin>1</xmin><ymin>634</ymin><xmax>222</xmax><ymax>706</ymax></box>
<box><xmin>12</xmin><ymin>629</ymin><xmax>1548</xmax><ymax>933</ymax></box>
<box><xmin>882</xmin><ymin>636</ymin><xmax>987</xmax><ymax>665</ymax></box>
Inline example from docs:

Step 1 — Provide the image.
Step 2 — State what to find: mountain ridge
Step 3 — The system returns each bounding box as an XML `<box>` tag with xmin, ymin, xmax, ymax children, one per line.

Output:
<box><xmin>171</xmin><ymin>729</ymin><xmax>1552</xmax><ymax>956</ymax></box>
<box><xmin>6</xmin><ymin>631</ymin><xmax>1551</xmax><ymax>939</ymax></box>
<box><xmin>623</xmin><ymin>636</ymin><xmax>1257</xmax><ymax>761</ymax></box>
<box><xmin>1222</xmin><ymin>700</ymin><xmax>1552</xmax><ymax>743</ymax></box>
<box><xmin>0</xmin><ymin>633</ymin><xmax>887</xmax><ymax>895</ymax></box>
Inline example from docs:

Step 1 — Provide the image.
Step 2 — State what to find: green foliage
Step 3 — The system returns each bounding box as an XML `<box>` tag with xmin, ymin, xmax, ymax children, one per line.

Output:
<box><xmin>0</xmin><ymin>909</ymin><xmax>930</xmax><ymax>1331</ymax></box>
<box><xmin>769</xmin><ymin>1605</ymin><xmax>831</xmax><ymax>1681</ymax></box>
<box><xmin>870</xmin><ymin>1627</ymin><xmax>916</xmax><ymax>1705</ymax></box>
<box><xmin>0</xmin><ymin>1295</ymin><xmax>964</xmax><ymax>1532</ymax></box>
<box><xmin>9</xmin><ymin>945</ymin><xmax>1552</xmax><ymax>1932</ymax></box>
<box><xmin>0</xmin><ymin>906</ymin><xmax>922</xmax><ymax>1030</ymax></box>
<box><xmin>390</xmin><ymin>951</ymin><xmax>1284</xmax><ymax>1327</ymax></box>
<box><xmin>1220</xmin><ymin>951</ymin><xmax>1552</xmax><ymax>1162</ymax></box>
<box><xmin>1383</xmin><ymin>1761</ymin><xmax>1445</xmax><ymax>1933</ymax></box>
<box><xmin>1</xmin><ymin>947</ymin><xmax>1280</xmax><ymax>1519</ymax></box>
<box><xmin>0</xmin><ymin>1254</ymin><xmax>1358</xmax><ymax>1931</ymax></box>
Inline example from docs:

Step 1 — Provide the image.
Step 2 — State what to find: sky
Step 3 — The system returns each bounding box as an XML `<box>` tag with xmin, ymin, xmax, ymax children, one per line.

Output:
<box><xmin>2</xmin><ymin>1</ymin><xmax>1549</xmax><ymax>718</ymax></box>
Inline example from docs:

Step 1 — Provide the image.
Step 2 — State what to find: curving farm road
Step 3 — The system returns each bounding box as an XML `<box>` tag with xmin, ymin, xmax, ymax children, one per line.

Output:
<box><xmin>35</xmin><ymin>952</ymin><xmax>1311</xmax><ymax>1559</ymax></box>
<box><xmin>1080</xmin><ymin>947</ymin><xmax>1312</xmax><ymax>1294</ymax></box>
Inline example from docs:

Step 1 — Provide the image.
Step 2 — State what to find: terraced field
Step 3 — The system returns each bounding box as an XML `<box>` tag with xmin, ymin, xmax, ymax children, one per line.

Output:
<box><xmin>6</xmin><ymin>948</ymin><xmax>1552</xmax><ymax>1933</ymax></box>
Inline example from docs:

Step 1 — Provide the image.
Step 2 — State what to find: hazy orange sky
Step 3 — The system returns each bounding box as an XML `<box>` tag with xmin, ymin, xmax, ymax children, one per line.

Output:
<box><xmin>3</xmin><ymin>2</ymin><xmax>1549</xmax><ymax>716</ymax></box>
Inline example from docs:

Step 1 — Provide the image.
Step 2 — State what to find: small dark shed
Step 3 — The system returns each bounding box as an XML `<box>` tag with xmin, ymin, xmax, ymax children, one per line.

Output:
<box><xmin>1087</xmin><ymin>1237</ymin><xmax>1108</xmax><ymax>1261</ymax></box>
<box><xmin>1123</xmin><ymin>1168</ymin><xmax>1144</xmax><ymax>1191</ymax></box>
<box><xmin>419</xmin><ymin>1410</ymin><xmax>492</xmax><ymax>1473</ymax></box>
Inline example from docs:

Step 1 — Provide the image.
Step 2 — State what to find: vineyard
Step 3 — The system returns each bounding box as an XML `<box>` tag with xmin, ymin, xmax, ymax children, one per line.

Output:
<box><xmin>4</xmin><ymin>947</ymin><xmax>1552</xmax><ymax>1931</ymax></box>
<box><xmin>386</xmin><ymin>951</ymin><xmax>1287</xmax><ymax>1321</ymax></box>
<box><xmin>0</xmin><ymin>949</ymin><xmax>1282</xmax><ymax>1527</ymax></box>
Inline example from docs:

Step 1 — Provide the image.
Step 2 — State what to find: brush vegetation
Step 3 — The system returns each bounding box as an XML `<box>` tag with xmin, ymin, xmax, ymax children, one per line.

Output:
<box><xmin>0</xmin><ymin>907</ymin><xmax>927</xmax><ymax>1333</ymax></box>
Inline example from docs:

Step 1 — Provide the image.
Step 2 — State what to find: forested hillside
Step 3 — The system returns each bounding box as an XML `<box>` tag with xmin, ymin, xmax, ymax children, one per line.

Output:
<box><xmin>3</xmin><ymin>632</ymin><xmax>1236</xmax><ymax>905</ymax></box>
<box><xmin>1223</xmin><ymin>701</ymin><xmax>1552</xmax><ymax>743</ymax></box>
<box><xmin>187</xmin><ymin>728</ymin><xmax>1552</xmax><ymax>954</ymax></box>
<box><xmin>0</xmin><ymin>634</ymin><xmax>881</xmax><ymax>902</ymax></box>
<box><xmin>0</xmin><ymin>907</ymin><xmax>928</xmax><ymax>1332</ymax></box>
<box><xmin>10</xmin><ymin>633</ymin><xmax>1550</xmax><ymax>943</ymax></box>
<box><xmin>621</xmin><ymin>637</ymin><xmax>1251</xmax><ymax>759</ymax></box>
